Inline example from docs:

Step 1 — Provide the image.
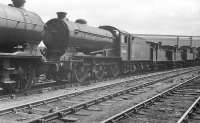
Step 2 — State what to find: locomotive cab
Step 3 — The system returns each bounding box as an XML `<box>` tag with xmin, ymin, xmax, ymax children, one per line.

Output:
<box><xmin>179</xmin><ymin>46</ymin><xmax>196</xmax><ymax>61</ymax></box>
<box><xmin>119</xmin><ymin>32</ymin><xmax>130</xmax><ymax>61</ymax></box>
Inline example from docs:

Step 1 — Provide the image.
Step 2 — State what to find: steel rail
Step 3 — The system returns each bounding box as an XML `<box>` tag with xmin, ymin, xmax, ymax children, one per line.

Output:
<box><xmin>0</xmin><ymin>66</ymin><xmax>197</xmax><ymax>101</ymax></box>
<box><xmin>177</xmin><ymin>96</ymin><xmax>200</xmax><ymax>123</ymax></box>
<box><xmin>0</xmin><ymin>67</ymin><xmax>196</xmax><ymax>115</ymax></box>
<box><xmin>100</xmin><ymin>76</ymin><xmax>200</xmax><ymax>123</ymax></box>
<box><xmin>1</xmin><ymin>66</ymin><xmax>198</xmax><ymax>101</ymax></box>
<box><xmin>0</xmin><ymin>67</ymin><xmax>198</xmax><ymax>123</ymax></box>
<box><xmin>25</xmin><ymin>70</ymin><xmax>199</xmax><ymax>123</ymax></box>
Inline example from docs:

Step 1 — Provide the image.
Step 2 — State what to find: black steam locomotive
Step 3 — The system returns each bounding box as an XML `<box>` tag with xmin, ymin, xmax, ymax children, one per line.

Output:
<box><xmin>0</xmin><ymin>0</ymin><xmax>199</xmax><ymax>92</ymax></box>
<box><xmin>0</xmin><ymin>0</ymin><xmax>44</xmax><ymax>92</ymax></box>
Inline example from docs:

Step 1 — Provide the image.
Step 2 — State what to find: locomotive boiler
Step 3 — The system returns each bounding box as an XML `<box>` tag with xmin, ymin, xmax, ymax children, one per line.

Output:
<box><xmin>0</xmin><ymin>1</ymin><xmax>43</xmax><ymax>52</ymax></box>
<box><xmin>43</xmin><ymin>12</ymin><xmax>116</xmax><ymax>60</ymax></box>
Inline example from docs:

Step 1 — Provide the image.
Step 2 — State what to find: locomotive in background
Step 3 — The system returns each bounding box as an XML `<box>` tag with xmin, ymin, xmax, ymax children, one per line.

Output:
<box><xmin>0</xmin><ymin>0</ymin><xmax>199</xmax><ymax>93</ymax></box>
<box><xmin>43</xmin><ymin>12</ymin><xmax>200</xmax><ymax>84</ymax></box>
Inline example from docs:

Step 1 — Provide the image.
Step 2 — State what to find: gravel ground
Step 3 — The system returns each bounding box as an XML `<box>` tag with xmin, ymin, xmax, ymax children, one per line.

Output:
<box><xmin>0</xmin><ymin>70</ymin><xmax>177</xmax><ymax>111</ymax></box>
<box><xmin>0</xmin><ymin>70</ymin><xmax>198</xmax><ymax>123</ymax></box>
<box><xmin>60</xmin><ymin>72</ymin><xmax>197</xmax><ymax>123</ymax></box>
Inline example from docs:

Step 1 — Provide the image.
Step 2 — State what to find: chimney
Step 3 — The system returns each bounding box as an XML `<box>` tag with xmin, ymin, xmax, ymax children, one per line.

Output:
<box><xmin>11</xmin><ymin>0</ymin><xmax>26</xmax><ymax>8</ymax></box>
<box><xmin>57</xmin><ymin>12</ymin><xmax>67</xmax><ymax>20</ymax></box>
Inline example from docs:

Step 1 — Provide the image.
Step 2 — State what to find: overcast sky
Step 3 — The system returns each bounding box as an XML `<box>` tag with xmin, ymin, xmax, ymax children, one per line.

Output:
<box><xmin>0</xmin><ymin>0</ymin><xmax>200</xmax><ymax>35</ymax></box>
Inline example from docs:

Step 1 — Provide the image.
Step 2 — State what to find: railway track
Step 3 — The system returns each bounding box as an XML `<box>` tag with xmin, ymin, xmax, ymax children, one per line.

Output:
<box><xmin>0</xmin><ymin>67</ymin><xmax>199</xmax><ymax>123</ymax></box>
<box><xmin>0</xmin><ymin>67</ymin><xmax>198</xmax><ymax>102</ymax></box>
<box><xmin>101</xmin><ymin>75</ymin><xmax>200</xmax><ymax>123</ymax></box>
<box><xmin>0</xmin><ymin>70</ymin><xmax>166</xmax><ymax>100</ymax></box>
<box><xmin>0</xmin><ymin>68</ymin><xmax>175</xmax><ymax>98</ymax></box>
<box><xmin>177</xmin><ymin>94</ymin><xmax>200</xmax><ymax>123</ymax></box>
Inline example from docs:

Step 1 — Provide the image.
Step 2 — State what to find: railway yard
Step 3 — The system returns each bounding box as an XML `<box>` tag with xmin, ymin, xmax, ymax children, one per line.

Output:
<box><xmin>0</xmin><ymin>67</ymin><xmax>200</xmax><ymax>123</ymax></box>
<box><xmin>1</xmin><ymin>0</ymin><xmax>200</xmax><ymax>123</ymax></box>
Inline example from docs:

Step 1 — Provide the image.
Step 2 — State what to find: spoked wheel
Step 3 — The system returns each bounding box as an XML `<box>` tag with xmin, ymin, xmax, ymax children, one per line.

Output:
<box><xmin>146</xmin><ymin>64</ymin><xmax>151</xmax><ymax>71</ymax></box>
<box><xmin>122</xmin><ymin>63</ymin><xmax>128</xmax><ymax>74</ymax></box>
<box><xmin>131</xmin><ymin>64</ymin><xmax>137</xmax><ymax>73</ymax></box>
<box><xmin>14</xmin><ymin>64</ymin><xmax>36</xmax><ymax>92</ymax></box>
<box><xmin>111</xmin><ymin>64</ymin><xmax>120</xmax><ymax>78</ymax></box>
<box><xmin>140</xmin><ymin>63</ymin><xmax>144</xmax><ymax>71</ymax></box>
<box><xmin>94</xmin><ymin>65</ymin><xmax>105</xmax><ymax>81</ymax></box>
<box><xmin>74</xmin><ymin>64</ymin><xmax>90</xmax><ymax>83</ymax></box>
<box><xmin>54</xmin><ymin>69</ymin><xmax>71</xmax><ymax>82</ymax></box>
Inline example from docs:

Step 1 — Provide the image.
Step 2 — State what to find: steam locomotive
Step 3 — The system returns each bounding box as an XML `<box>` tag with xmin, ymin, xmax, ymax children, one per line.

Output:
<box><xmin>43</xmin><ymin>12</ymin><xmax>199</xmax><ymax>83</ymax></box>
<box><xmin>0</xmin><ymin>0</ymin><xmax>44</xmax><ymax>92</ymax></box>
<box><xmin>0</xmin><ymin>0</ymin><xmax>199</xmax><ymax>92</ymax></box>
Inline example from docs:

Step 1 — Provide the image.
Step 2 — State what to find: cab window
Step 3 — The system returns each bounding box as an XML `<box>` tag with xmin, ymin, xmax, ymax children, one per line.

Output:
<box><xmin>125</xmin><ymin>36</ymin><xmax>128</xmax><ymax>43</ymax></box>
<box><xmin>120</xmin><ymin>35</ymin><xmax>125</xmax><ymax>43</ymax></box>
<box><xmin>121</xmin><ymin>35</ymin><xmax>128</xmax><ymax>44</ymax></box>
